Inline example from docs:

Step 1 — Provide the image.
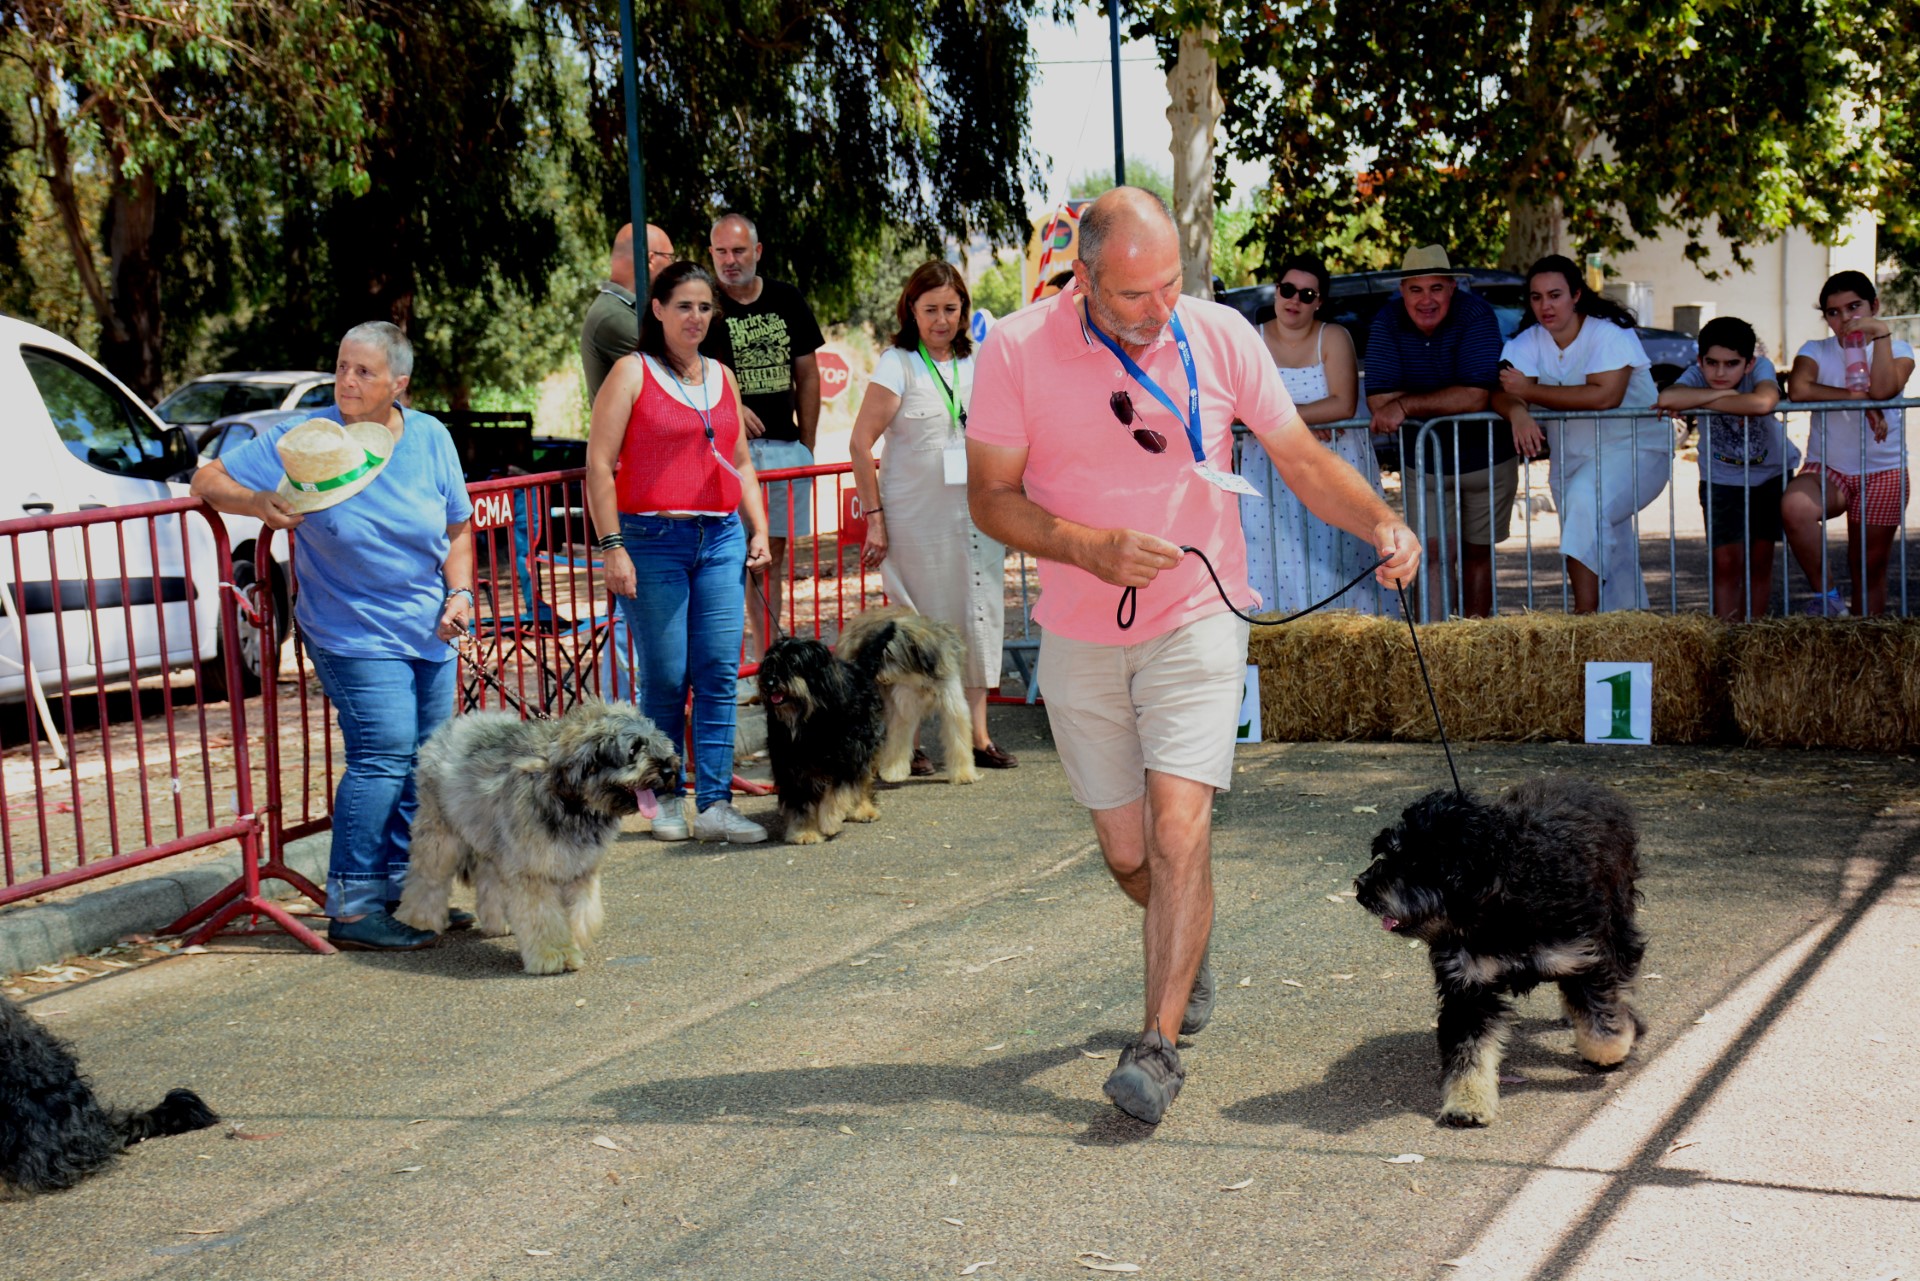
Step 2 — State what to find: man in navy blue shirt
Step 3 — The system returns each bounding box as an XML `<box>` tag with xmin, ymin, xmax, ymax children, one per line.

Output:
<box><xmin>1366</xmin><ymin>245</ymin><xmax>1513</xmax><ymax>617</ymax></box>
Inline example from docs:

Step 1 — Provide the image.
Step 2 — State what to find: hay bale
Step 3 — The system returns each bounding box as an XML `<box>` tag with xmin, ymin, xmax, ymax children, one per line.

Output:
<box><xmin>1377</xmin><ymin>612</ymin><xmax>1727</xmax><ymax>744</ymax></box>
<box><xmin>1729</xmin><ymin>618</ymin><xmax>1920</xmax><ymax>750</ymax></box>
<box><xmin>1247</xmin><ymin>611</ymin><xmax>1399</xmax><ymax>740</ymax></box>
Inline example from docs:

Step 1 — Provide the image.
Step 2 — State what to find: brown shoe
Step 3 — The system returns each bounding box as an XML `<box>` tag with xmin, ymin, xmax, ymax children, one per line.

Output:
<box><xmin>972</xmin><ymin>743</ymin><xmax>1019</xmax><ymax>770</ymax></box>
<box><xmin>909</xmin><ymin>748</ymin><xmax>936</xmax><ymax>777</ymax></box>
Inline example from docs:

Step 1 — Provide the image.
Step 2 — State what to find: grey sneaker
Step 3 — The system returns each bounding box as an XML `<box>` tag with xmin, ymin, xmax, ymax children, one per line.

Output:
<box><xmin>692</xmin><ymin>800</ymin><xmax>767</xmax><ymax>844</ymax></box>
<box><xmin>1102</xmin><ymin>1030</ymin><xmax>1186</xmax><ymax>1124</ymax></box>
<box><xmin>1182</xmin><ymin>952</ymin><xmax>1215</xmax><ymax>1036</ymax></box>
<box><xmin>649</xmin><ymin>797</ymin><xmax>690</xmax><ymax>842</ymax></box>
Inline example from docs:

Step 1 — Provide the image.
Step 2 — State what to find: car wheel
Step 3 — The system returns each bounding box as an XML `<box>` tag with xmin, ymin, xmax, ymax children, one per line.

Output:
<box><xmin>205</xmin><ymin>556</ymin><xmax>286</xmax><ymax>701</ymax></box>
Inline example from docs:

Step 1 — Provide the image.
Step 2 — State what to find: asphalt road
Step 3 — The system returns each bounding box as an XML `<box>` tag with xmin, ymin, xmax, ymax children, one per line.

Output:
<box><xmin>4</xmin><ymin>706</ymin><xmax>1915</xmax><ymax>1280</ymax></box>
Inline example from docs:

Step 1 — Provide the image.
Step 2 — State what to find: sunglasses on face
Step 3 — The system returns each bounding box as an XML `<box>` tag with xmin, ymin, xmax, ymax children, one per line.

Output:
<box><xmin>1109</xmin><ymin>391</ymin><xmax>1168</xmax><ymax>453</ymax></box>
<box><xmin>1278</xmin><ymin>281</ymin><xmax>1320</xmax><ymax>305</ymax></box>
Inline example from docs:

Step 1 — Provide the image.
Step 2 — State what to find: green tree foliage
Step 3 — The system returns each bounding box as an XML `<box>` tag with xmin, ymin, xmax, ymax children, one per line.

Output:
<box><xmin>1071</xmin><ymin>155</ymin><xmax>1174</xmax><ymax>204</ymax></box>
<box><xmin>3</xmin><ymin>0</ymin><xmax>385</xmax><ymax>398</ymax></box>
<box><xmin>1219</xmin><ymin>0</ymin><xmax>1904</xmax><ymax>275</ymax></box>
<box><xmin>970</xmin><ymin>255</ymin><xmax>1023</xmax><ymax>319</ymax></box>
<box><xmin>557</xmin><ymin>0</ymin><xmax>1046</xmax><ymax>324</ymax></box>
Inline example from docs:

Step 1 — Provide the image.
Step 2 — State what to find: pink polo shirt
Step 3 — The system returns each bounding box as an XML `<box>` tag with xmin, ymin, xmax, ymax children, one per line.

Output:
<box><xmin>967</xmin><ymin>288</ymin><xmax>1301</xmax><ymax>644</ymax></box>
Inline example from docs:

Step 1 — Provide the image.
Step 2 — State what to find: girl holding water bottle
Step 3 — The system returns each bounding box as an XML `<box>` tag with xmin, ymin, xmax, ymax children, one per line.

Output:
<box><xmin>1782</xmin><ymin>270</ymin><xmax>1915</xmax><ymax>616</ymax></box>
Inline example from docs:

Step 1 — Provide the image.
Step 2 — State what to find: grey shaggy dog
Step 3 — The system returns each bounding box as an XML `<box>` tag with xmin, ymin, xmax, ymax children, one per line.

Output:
<box><xmin>395</xmin><ymin>700</ymin><xmax>679</xmax><ymax>974</ymax></box>
<box><xmin>833</xmin><ymin>606</ymin><xmax>978</xmax><ymax>785</ymax></box>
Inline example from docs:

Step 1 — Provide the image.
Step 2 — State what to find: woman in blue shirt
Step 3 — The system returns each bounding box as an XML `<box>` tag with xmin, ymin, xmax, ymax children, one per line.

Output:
<box><xmin>192</xmin><ymin>322</ymin><xmax>475</xmax><ymax>951</ymax></box>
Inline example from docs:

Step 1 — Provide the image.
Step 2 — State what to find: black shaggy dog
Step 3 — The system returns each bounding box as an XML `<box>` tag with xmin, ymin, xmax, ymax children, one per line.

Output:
<box><xmin>759</xmin><ymin>624</ymin><xmax>897</xmax><ymax>844</ymax></box>
<box><xmin>1354</xmin><ymin>777</ymin><xmax>1647</xmax><ymax>1128</ymax></box>
<box><xmin>1</xmin><ymin>994</ymin><xmax>217</xmax><ymax>1193</ymax></box>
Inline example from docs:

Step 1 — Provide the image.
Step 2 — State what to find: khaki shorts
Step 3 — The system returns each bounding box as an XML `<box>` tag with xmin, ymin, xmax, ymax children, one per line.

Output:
<box><xmin>1036</xmin><ymin>610</ymin><xmax>1252</xmax><ymax>811</ymax></box>
<box><xmin>1415</xmin><ymin>457</ymin><xmax>1521</xmax><ymax>545</ymax></box>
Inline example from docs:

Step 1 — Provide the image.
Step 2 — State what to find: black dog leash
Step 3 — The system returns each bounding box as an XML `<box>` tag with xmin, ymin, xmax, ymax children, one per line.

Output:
<box><xmin>1119</xmin><ymin>545</ymin><xmax>1463</xmax><ymax>798</ymax></box>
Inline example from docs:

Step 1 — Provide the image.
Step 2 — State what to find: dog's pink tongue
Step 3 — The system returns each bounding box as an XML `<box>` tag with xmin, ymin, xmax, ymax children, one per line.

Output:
<box><xmin>635</xmin><ymin>788</ymin><xmax>660</xmax><ymax>819</ymax></box>
<box><xmin>1381</xmin><ymin>916</ymin><xmax>1400</xmax><ymax>932</ymax></box>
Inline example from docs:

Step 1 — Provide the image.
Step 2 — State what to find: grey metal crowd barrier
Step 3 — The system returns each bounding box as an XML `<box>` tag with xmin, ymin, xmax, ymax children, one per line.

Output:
<box><xmin>1222</xmin><ymin>400</ymin><xmax>1916</xmax><ymax>623</ymax></box>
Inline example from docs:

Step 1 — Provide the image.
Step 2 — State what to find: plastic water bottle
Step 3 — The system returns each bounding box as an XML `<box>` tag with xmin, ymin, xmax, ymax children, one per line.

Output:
<box><xmin>1843</xmin><ymin>330</ymin><xmax>1871</xmax><ymax>394</ymax></box>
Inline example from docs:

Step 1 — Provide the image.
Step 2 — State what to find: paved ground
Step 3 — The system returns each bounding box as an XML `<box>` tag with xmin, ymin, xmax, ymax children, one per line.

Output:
<box><xmin>3</xmin><ymin>707</ymin><xmax>1917</xmax><ymax>1280</ymax></box>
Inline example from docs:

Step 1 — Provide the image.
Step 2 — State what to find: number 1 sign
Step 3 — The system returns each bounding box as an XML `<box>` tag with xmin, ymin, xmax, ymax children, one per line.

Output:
<box><xmin>1585</xmin><ymin>662</ymin><xmax>1653</xmax><ymax>745</ymax></box>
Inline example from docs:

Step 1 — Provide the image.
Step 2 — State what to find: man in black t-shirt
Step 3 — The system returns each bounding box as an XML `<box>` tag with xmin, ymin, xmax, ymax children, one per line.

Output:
<box><xmin>701</xmin><ymin>211</ymin><xmax>825</xmax><ymax>657</ymax></box>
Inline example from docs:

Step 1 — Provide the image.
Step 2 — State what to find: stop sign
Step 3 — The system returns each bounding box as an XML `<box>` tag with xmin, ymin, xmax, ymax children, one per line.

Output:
<box><xmin>816</xmin><ymin>348</ymin><xmax>852</xmax><ymax>401</ymax></box>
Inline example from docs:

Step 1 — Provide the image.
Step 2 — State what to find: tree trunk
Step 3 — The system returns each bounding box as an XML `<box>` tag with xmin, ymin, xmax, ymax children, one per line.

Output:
<box><xmin>1499</xmin><ymin>195</ymin><xmax>1563</xmax><ymax>273</ymax></box>
<box><xmin>97</xmin><ymin>168</ymin><xmax>165</xmax><ymax>401</ymax></box>
<box><xmin>1166</xmin><ymin>23</ymin><xmax>1223</xmax><ymax>301</ymax></box>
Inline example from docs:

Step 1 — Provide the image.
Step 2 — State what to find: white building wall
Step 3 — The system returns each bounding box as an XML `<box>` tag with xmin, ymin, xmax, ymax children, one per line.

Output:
<box><xmin>1597</xmin><ymin>209</ymin><xmax>1876</xmax><ymax>366</ymax></box>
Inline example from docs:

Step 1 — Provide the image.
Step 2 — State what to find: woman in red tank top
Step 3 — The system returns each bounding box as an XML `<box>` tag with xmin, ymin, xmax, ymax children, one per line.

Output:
<box><xmin>586</xmin><ymin>261</ymin><xmax>772</xmax><ymax>844</ymax></box>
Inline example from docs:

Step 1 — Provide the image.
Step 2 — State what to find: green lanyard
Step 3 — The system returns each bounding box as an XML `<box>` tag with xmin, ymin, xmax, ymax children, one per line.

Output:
<box><xmin>915</xmin><ymin>343</ymin><xmax>966</xmax><ymax>433</ymax></box>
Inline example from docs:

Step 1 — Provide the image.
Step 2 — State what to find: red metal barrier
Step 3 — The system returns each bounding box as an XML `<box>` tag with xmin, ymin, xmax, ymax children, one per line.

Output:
<box><xmin>0</xmin><ymin>460</ymin><xmax>1021</xmax><ymax>954</ymax></box>
<box><xmin>0</xmin><ymin>498</ymin><xmax>314</xmax><ymax>940</ymax></box>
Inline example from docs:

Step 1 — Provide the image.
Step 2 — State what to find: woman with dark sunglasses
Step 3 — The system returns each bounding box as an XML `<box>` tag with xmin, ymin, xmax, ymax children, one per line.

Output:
<box><xmin>1236</xmin><ymin>253</ymin><xmax>1391</xmax><ymax>617</ymax></box>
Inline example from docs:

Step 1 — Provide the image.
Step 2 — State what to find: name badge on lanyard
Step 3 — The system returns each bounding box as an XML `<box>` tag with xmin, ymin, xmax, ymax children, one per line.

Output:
<box><xmin>1086</xmin><ymin>311</ymin><xmax>1262</xmax><ymax>500</ymax></box>
<box><xmin>917</xmin><ymin>343</ymin><xmax>969</xmax><ymax>486</ymax></box>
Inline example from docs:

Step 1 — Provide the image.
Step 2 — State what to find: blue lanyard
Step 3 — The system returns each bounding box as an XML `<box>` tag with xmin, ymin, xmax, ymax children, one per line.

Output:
<box><xmin>647</xmin><ymin>354</ymin><xmax>716</xmax><ymax>439</ymax></box>
<box><xmin>1085</xmin><ymin>309</ymin><xmax>1206</xmax><ymax>465</ymax></box>
<box><xmin>646</xmin><ymin>354</ymin><xmax>743</xmax><ymax>482</ymax></box>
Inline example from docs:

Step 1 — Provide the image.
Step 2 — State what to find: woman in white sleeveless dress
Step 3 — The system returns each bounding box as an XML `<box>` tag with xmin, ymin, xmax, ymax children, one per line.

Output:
<box><xmin>1238</xmin><ymin>254</ymin><xmax>1393</xmax><ymax>616</ymax></box>
<box><xmin>848</xmin><ymin>262</ymin><xmax>1015</xmax><ymax>773</ymax></box>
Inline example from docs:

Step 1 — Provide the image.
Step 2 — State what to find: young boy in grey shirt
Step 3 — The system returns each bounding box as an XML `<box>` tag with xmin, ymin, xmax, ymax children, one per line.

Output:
<box><xmin>1656</xmin><ymin>316</ymin><xmax>1799</xmax><ymax>620</ymax></box>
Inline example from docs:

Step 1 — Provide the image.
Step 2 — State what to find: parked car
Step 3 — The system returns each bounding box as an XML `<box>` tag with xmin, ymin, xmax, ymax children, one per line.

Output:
<box><xmin>1219</xmin><ymin>269</ymin><xmax>1697</xmax><ymax>468</ymax></box>
<box><xmin>0</xmin><ymin>314</ymin><xmax>288</xmax><ymax>704</ymax></box>
<box><xmin>154</xmin><ymin>370</ymin><xmax>334</xmax><ymax>445</ymax></box>
<box><xmin>195</xmin><ymin>408</ymin><xmax>309</xmax><ymax>466</ymax></box>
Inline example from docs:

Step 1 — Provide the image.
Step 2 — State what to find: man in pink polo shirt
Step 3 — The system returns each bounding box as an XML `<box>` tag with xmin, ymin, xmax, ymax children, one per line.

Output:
<box><xmin>968</xmin><ymin>188</ymin><xmax>1419</xmax><ymax>1126</ymax></box>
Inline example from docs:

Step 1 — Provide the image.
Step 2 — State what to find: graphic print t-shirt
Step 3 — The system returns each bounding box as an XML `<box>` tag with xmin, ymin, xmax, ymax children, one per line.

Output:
<box><xmin>1674</xmin><ymin>357</ymin><xmax>1799</xmax><ymax>486</ymax></box>
<box><xmin>700</xmin><ymin>278</ymin><xmax>825</xmax><ymax>442</ymax></box>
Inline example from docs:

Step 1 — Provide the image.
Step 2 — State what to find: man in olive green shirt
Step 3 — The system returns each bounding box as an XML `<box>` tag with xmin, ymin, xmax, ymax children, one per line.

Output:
<box><xmin>580</xmin><ymin>222</ymin><xmax>672</xmax><ymax>403</ymax></box>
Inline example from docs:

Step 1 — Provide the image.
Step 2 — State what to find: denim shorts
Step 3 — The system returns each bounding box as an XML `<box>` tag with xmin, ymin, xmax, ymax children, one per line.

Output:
<box><xmin>751</xmin><ymin>439</ymin><xmax>814</xmax><ymax>539</ymax></box>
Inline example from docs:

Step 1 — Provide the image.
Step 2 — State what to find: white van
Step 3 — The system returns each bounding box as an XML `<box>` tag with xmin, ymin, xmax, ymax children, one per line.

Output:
<box><xmin>0</xmin><ymin>314</ymin><xmax>287</xmax><ymax>705</ymax></box>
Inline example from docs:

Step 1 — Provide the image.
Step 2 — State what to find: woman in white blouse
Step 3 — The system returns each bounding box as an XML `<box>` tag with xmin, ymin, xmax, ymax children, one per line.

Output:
<box><xmin>848</xmin><ymin>262</ymin><xmax>1015</xmax><ymax>774</ymax></box>
<box><xmin>1493</xmin><ymin>255</ymin><xmax>1668</xmax><ymax>613</ymax></box>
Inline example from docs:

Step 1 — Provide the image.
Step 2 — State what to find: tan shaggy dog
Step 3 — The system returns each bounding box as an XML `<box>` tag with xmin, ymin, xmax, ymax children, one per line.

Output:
<box><xmin>833</xmin><ymin>606</ymin><xmax>979</xmax><ymax>785</ymax></box>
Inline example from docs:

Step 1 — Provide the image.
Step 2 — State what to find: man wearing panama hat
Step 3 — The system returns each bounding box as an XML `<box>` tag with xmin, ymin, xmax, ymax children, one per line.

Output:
<box><xmin>193</xmin><ymin>321</ymin><xmax>477</xmax><ymax>951</ymax></box>
<box><xmin>1364</xmin><ymin>244</ymin><xmax>1514</xmax><ymax>617</ymax></box>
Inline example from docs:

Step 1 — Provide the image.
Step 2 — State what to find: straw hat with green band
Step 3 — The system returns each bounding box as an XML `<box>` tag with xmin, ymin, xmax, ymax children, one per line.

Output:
<box><xmin>275</xmin><ymin>419</ymin><xmax>394</xmax><ymax>513</ymax></box>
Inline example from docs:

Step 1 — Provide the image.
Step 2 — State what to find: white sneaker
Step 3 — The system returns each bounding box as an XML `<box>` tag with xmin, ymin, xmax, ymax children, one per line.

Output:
<box><xmin>648</xmin><ymin>797</ymin><xmax>690</xmax><ymax>842</ymax></box>
<box><xmin>692</xmin><ymin>800</ymin><xmax>767</xmax><ymax>844</ymax></box>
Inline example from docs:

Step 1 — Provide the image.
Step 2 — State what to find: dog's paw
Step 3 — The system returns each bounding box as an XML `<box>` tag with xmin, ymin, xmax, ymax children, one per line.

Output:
<box><xmin>1438</xmin><ymin>1072</ymin><xmax>1499</xmax><ymax>1127</ymax></box>
<box><xmin>1436</xmin><ymin>1105</ymin><xmax>1494</xmax><ymax>1128</ymax></box>
<box><xmin>846</xmin><ymin>801</ymin><xmax>879</xmax><ymax>823</ymax></box>
<box><xmin>876</xmin><ymin>764</ymin><xmax>910</xmax><ymax>783</ymax></box>
<box><xmin>786</xmin><ymin>828</ymin><xmax>826</xmax><ymax>846</ymax></box>
<box><xmin>562</xmin><ymin>946</ymin><xmax>587</xmax><ymax>972</ymax></box>
<box><xmin>948</xmin><ymin>765</ymin><xmax>981</xmax><ymax>786</ymax></box>
<box><xmin>522</xmin><ymin>948</ymin><xmax>572</xmax><ymax>976</ymax></box>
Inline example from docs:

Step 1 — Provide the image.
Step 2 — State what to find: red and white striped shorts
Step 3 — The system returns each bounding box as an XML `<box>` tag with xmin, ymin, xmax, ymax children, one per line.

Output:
<box><xmin>1799</xmin><ymin>463</ymin><xmax>1912</xmax><ymax>527</ymax></box>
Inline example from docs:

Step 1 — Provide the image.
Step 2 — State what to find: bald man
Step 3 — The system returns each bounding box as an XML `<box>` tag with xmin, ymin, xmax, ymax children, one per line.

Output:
<box><xmin>580</xmin><ymin>222</ymin><xmax>673</xmax><ymax>403</ymax></box>
<box><xmin>967</xmin><ymin>187</ymin><xmax>1419</xmax><ymax>1126</ymax></box>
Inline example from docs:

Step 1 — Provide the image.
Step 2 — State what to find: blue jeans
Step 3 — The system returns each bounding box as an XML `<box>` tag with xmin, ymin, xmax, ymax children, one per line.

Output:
<box><xmin>616</xmin><ymin>513</ymin><xmax>746</xmax><ymax>810</ymax></box>
<box><xmin>305</xmin><ymin>648</ymin><xmax>459</xmax><ymax>918</ymax></box>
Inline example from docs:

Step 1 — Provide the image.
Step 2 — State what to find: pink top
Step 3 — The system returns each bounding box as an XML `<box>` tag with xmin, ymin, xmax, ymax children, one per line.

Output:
<box><xmin>967</xmin><ymin>288</ymin><xmax>1301</xmax><ymax>643</ymax></box>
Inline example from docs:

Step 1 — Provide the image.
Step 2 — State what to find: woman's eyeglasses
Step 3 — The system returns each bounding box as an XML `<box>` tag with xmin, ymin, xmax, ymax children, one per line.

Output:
<box><xmin>1109</xmin><ymin>391</ymin><xmax>1168</xmax><ymax>453</ymax></box>
<box><xmin>1278</xmin><ymin>281</ymin><xmax>1320</xmax><ymax>305</ymax></box>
